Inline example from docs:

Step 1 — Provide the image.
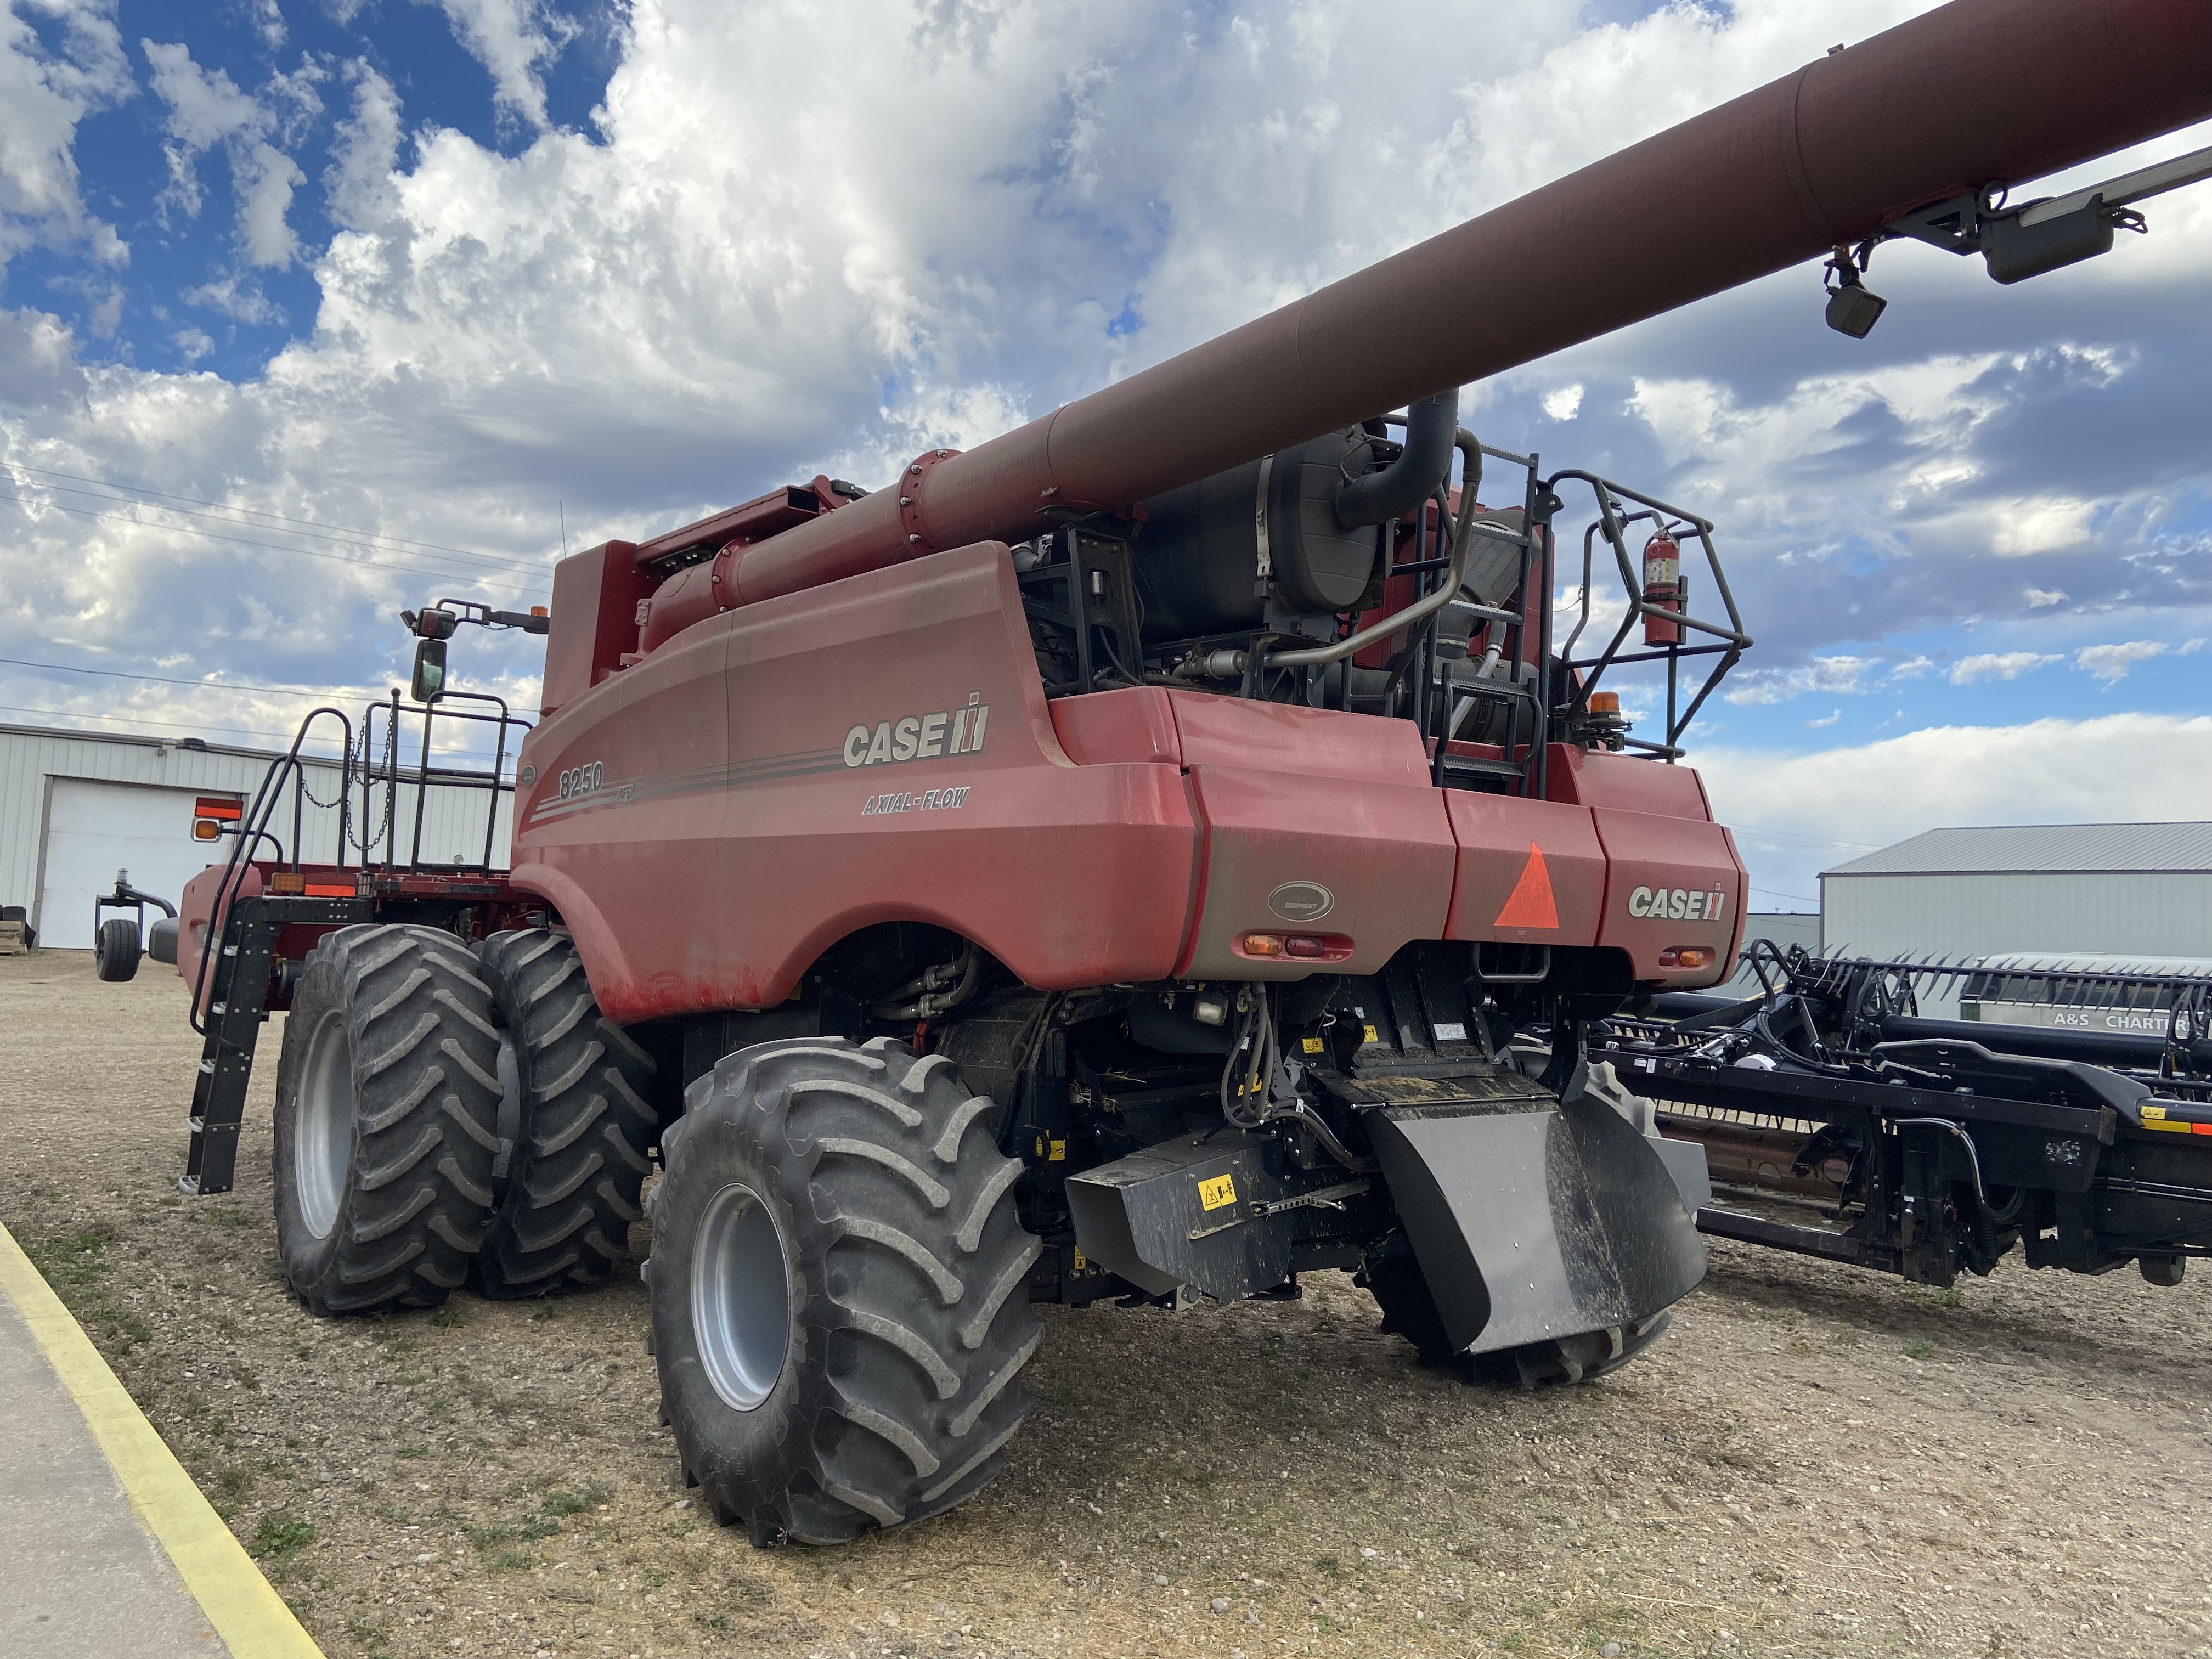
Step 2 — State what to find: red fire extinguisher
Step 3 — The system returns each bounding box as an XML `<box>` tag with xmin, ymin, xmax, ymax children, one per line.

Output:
<box><xmin>1643</xmin><ymin>532</ymin><xmax>1683</xmax><ymax>646</ymax></box>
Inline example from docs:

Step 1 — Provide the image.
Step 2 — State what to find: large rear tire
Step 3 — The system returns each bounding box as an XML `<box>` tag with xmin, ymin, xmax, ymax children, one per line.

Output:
<box><xmin>646</xmin><ymin>1036</ymin><xmax>1043</xmax><ymax>1545</ymax></box>
<box><xmin>472</xmin><ymin>929</ymin><xmax>658</xmax><ymax>1299</ymax></box>
<box><xmin>272</xmin><ymin>924</ymin><xmax>504</xmax><ymax>1314</ymax></box>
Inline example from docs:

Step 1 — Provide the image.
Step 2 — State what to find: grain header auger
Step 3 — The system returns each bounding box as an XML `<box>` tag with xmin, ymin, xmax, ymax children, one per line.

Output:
<box><xmin>157</xmin><ymin>0</ymin><xmax>2212</xmax><ymax>1548</ymax></box>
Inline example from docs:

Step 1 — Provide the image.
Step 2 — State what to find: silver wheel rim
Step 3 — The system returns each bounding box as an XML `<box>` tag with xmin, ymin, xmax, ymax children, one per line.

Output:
<box><xmin>296</xmin><ymin>1008</ymin><xmax>354</xmax><ymax>1239</ymax></box>
<box><xmin>691</xmin><ymin>1183</ymin><xmax>791</xmax><ymax>1412</ymax></box>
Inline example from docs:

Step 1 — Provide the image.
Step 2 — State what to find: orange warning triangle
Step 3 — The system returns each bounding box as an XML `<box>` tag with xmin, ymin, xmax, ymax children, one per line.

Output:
<box><xmin>1493</xmin><ymin>842</ymin><xmax>1559</xmax><ymax>930</ymax></box>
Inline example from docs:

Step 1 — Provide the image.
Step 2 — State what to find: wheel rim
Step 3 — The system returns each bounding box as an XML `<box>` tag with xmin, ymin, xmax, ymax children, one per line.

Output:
<box><xmin>691</xmin><ymin>1183</ymin><xmax>791</xmax><ymax>1412</ymax></box>
<box><xmin>295</xmin><ymin>1008</ymin><xmax>354</xmax><ymax>1239</ymax></box>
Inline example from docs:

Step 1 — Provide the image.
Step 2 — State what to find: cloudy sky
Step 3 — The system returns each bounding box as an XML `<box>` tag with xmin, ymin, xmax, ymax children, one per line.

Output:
<box><xmin>2</xmin><ymin>0</ymin><xmax>2208</xmax><ymax>909</ymax></box>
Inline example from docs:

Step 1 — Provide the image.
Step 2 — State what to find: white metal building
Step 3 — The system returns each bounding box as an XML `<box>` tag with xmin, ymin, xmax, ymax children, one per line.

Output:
<box><xmin>0</xmin><ymin>722</ymin><xmax>513</xmax><ymax>950</ymax></box>
<box><xmin>1820</xmin><ymin>822</ymin><xmax>2212</xmax><ymax>964</ymax></box>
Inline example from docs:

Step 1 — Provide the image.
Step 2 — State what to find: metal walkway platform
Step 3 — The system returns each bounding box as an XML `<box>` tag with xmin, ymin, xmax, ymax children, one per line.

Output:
<box><xmin>0</xmin><ymin>1220</ymin><xmax>322</xmax><ymax>1659</ymax></box>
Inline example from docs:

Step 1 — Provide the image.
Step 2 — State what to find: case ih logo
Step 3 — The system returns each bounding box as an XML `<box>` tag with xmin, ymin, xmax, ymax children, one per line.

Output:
<box><xmin>1627</xmin><ymin>884</ymin><xmax>1730</xmax><ymax>922</ymax></box>
<box><xmin>844</xmin><ymin>693</ymin><xmax>990</xmax><ymax>769</ymax></box>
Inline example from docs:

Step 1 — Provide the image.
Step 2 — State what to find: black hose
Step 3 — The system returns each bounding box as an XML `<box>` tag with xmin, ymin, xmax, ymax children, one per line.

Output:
<box><xmin>1336</xmin><ymin>390</ymin><xmax>1458</xmax><ymax>528</ymax></box>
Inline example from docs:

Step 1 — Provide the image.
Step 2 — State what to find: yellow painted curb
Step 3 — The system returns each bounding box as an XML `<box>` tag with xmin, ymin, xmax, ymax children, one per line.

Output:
<box><xmin>0</xmin><ymin>1217</ymin><xmax>324</xmax><ymax>1659</ymax></box>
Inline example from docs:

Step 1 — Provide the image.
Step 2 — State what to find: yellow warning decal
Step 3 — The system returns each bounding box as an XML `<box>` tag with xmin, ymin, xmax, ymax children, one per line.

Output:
<box><xmin>1048</xmin><ymin>1138</ymin><xmax>1067</xmax><ymax>1161</ymax></box>
<box><xmin>1197</xmin><ymin>1173</ymin><xmax>1238</xmax><ymax>1211</ymax></box>
<box><xmin>1363</xmin><ymin>1024</ymin><xmax>1380</xmax><ymax>1044</ymax></box>
<box><xmin>1302</xmin><ymin>1036</ymin><xmax>1325</xmax><ymax>1054</ymax></box>
<box><xmin>1072</xmin><ymin>1245</ymin><xmax>1088</xmax><ymax>1271</ymax></box>
<box><xmin>2142</xmin><ymin>1105</ymin><xmax>2190</xmax><ymax>1133</ymax></box>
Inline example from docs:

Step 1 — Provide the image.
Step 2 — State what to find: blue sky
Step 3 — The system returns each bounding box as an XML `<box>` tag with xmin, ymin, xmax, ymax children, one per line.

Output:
<box><xmin>1</xmin><ymin>0</ymin><xmax>2207</xmax><ymax>909</ymax></box>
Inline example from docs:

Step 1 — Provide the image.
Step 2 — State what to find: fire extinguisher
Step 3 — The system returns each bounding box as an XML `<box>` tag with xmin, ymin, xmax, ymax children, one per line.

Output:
<box><xmin>1643</xmin><ymin>532</ymin><xmax>1683</xmax><ymax>646</ymax></box>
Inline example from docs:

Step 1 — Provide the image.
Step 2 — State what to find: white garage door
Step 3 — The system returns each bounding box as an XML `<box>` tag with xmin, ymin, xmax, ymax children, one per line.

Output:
<box><xmin>36</xmin><ymin>780</ymin><xmax>235</xmax><ymax>951</ymax></box>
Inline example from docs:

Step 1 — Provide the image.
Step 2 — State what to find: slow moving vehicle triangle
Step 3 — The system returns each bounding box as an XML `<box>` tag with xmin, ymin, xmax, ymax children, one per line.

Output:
<box><xmin>1493</xmin><ymin>843</ymin><xmax>1559</xmax><ymax>930</ymax></box>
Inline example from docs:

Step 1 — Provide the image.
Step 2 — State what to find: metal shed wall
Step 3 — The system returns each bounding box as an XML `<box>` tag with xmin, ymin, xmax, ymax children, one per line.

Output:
<box><xmin>0</xmin><ymin>723</ymin><xmax>513</xmax><ymax>937</ymax></box>
<box><xmin>1820</xmin><ymin>871</ymin><xmax>2212</xmax><ymax>963</ymax></box>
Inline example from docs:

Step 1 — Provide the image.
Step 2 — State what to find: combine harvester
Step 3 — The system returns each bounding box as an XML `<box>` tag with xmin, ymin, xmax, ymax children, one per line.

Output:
<box><xmin>134</xmin><ymin>0</ymin><xmax>2212</xmax><ymax>1546</ymax></box>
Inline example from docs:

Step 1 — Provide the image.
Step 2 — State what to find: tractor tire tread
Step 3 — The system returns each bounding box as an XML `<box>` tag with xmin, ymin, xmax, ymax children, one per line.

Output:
<box><xmin>472</xmin><ymin>929</ymin><xmax>657</xmax><ymax>1300</ymax></box>
<box><xmin>647</xmin><ymin>1036</ymin><xmax>1042</xmax><ymax>1547</ymax></box>
<box><xmin>272</xmin><ymin>924</ymin><xmax>503</xmax><ymax>1317</ymax></box>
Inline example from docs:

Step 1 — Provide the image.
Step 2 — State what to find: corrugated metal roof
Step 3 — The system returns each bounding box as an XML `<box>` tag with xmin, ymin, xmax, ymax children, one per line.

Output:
<box><xmin>1824</xmin><ymin>822</ymin><xmax>2212</xmax><ymax>877</ymax></box>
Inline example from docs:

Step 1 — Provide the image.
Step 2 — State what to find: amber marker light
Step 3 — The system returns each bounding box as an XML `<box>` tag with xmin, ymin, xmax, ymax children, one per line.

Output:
<box><xmin>1588</xmin><ymin>691</ymin><xmax>1621</xmax><ymax>714</ymax></box>
<box><xmin>1657</xmin><ymin>946</ymin><xmax>1712</xmax><ymax>969</ymax></box>
<box><xmin>1238</xmin><ymin>932</ymin><xmax>1355</xmax><ymax>963</ymax></box>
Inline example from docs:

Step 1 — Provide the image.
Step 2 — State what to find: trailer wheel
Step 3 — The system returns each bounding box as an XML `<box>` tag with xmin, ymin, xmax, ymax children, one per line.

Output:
<box><xmin>1362</xmin><ymin>1253</ymin><xmax>1671</xmax><ymax>1389</ymax></box>
<box><xmin>272</xmin><ymin>924</ymin><xmax>504</xmax><ymax>1315</ymax></box>
<box><xmin>645</xmin><ymin>1036</ymin><xmax>1042</xmax><ymax>1545</ymax></box>
<box><xmin>472</xmin><ymin>929</ymin><xmax>658</xmax><ymax>1299</ymax></box>
<box><xmin>95</xmin><ymin>917</ymin><xmax>141</xmax><ymax>981</ymax></box>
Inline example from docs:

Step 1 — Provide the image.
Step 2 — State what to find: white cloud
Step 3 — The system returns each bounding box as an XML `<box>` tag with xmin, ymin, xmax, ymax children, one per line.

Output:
<box><xmin>236</xmin><ymin>140</ymin><xmax>306</xmax><ymax>266</ymax></box>
<box><xmin>142</xmin><ymin>38</ymin><xmax>315</xmax><ymax>268</ymax></box>
<box><xmin>2075</xmin><ymin>639</ymin><xmax>2174</xmax><ymax>682</ymax></box>
<box><xmin>415</xmin><ymin>0</ymin><xmax>579</xmax><ymax>131</ymax></box>
<box><xmin>1541</xmin><ymin>383</ymin><xmax>1583</xmax><ymax>421</ymax></box>
<box><xmin>1887</xmin><ymin>656</ymin><xmax>1935</xmax><ymax>680</ymax></box>
<box><xmin>0</xmin><ymin>0</ymin><xmax>133</xmax><ymax>268</ymax></box>
<box><xmin>1699</xmin><ymin>714</ymin><xmax>2212</xmax><ymax>899</ymax></box>
<box><xmin>143</xmin><ymin>37</ymin><xmax>263</xmax><ymax>159</ymax></box>
<box><xmin>1723</xmin><ymin>655</ymin><xmax>1874</xmax><ymax>706</ymax></box>
<box><xmin>2023</xmin><ymin>586</ymin><xmax>2067</xmax><ymax>608</ymax></box>
<box><xmin>1990</xmin><ymin>496</ymin><xmax>2097</xmax><ymax>556</ymax></box>
<box><xmin>1803</xmin><ymin>709</ymin><xmax>1841</xmax><ymax>729</ymax></box>
<box><xmin>1949</xmin><ymin>651</ymin><xmax>2059</xmax><ymax>685</ymax></box>
<box><xmin>324</xmin><ymin>61</ymin><xmax>402</xmax><ymax>230</ymax></box>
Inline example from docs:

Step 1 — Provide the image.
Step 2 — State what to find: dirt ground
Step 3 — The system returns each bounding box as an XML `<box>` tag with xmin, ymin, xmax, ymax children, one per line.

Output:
<box><xmin>4</xmin><ymin>948</ymin><xmax>2210</xmax><ymax>1659</ymax></box>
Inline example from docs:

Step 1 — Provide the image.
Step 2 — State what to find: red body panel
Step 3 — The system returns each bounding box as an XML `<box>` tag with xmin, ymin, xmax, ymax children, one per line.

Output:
<box><xmin>1442</xmin><ymin>793</ymin><xmax>1607</xmax><ymax>949</ymax></box>
<box><xmin>1179</xmin><ymin>764</ymin><xmax>1455</xmax><ymax>980</ymax></box>
<box><xmin>1589</xmin><ymin>809</ymin><xmax>1747</xmax><ymax>987</ymax></box>
<box><xmin>517</xmin><ymin>546</ymin><xmax>1745</xmax><ymax>1014</ymax></box>
<box><xmin>542</xmin><ymin>541</ymin><xmax>646</xmax><ymax>716</ymax></box>
<box><xmin>511</xmin><ymin>545</ymin><xmax>1198</xmax><ymax>1024</ymax></box>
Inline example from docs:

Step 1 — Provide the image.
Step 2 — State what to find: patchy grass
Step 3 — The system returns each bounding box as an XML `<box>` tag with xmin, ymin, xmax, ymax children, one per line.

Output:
<box><xmin>252</xmin><ymin>1514</ymin><xmax>317</xmax><ymax>1560</ymax></box>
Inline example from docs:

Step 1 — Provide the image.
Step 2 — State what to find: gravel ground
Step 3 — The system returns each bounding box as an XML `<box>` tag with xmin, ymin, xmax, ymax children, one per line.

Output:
<box><xmin>4</xmin><ymin>946</ymin><xmax>2210</xmax><ymax>1659</ymax></box>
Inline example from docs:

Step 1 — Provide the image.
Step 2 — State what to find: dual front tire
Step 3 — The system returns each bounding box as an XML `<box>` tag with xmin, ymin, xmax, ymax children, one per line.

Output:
<box><xmin>272</xmin><ymin>924</ymin><xmax>657</xmax><ymax>1312</ymax></box>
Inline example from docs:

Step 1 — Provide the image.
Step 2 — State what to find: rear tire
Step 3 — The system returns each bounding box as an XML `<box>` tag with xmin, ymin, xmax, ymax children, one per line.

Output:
<box><xmin>95</xmin><ymin>917</ymin><xmax>140</xmax><ymax>981</ymax></box>
<box><xmin>1362</xmin><ymin>1251</ymin><xmax>1671</xmax><ymax>1389</ymax></box>
<box><xmin>646</xmin><ymin>1036</ymin><xmax>1042</xmax><ymax>1545</ymax></box>
<box><xmin>472</xmin><ymin>929</ymin><xmax>658</xmax><ymax>1298</ymax></box>
<box><xmin>272</xmin><ymin>924</ymin><xmax>503</xmax><ymax>1314</ymax></box>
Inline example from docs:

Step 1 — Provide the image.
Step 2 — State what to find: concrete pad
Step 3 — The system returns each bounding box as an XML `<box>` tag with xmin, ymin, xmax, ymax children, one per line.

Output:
<box><xmin>0</xmin><ymin>1222</ymin><xmax>321</xmax><ymax>1659</ymax></box>
<box><xmin>0</xmin><ymin>1292</ymin><xmax>230</xmax><ymax>1657</ymax></box>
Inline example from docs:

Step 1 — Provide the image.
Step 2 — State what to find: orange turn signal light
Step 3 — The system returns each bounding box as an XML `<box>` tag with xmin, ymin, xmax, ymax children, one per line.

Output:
<box><xmin>1657</xmin><ymin>946</ymin><xmax>1712</xmax><ymax>969</ymax></box>
<box><xmin>267</xmin><ymin>870</ymin><xmax>306</xmax><ymax>895</ymax></box>
<box><xmin>1238</xmin><ymin>932</ymin><xmax>1353</xmax><ymax>962</ymax></box>
<box><xmin>529</xmin><ymin>605</ymin><xmax>549</xmax><ymax>617</ymax></box>
<box><xmin>191</xmin><ymin>818</ymin><xmax>222</xmax><ymax>841</ymax></box>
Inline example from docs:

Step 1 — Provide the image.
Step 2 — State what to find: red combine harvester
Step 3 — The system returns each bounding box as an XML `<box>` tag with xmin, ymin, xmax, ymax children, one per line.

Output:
<box><xmin>147</xmin><ymin>0</ymin><xmax>2212</xmax><ymax>1547</ymax></box>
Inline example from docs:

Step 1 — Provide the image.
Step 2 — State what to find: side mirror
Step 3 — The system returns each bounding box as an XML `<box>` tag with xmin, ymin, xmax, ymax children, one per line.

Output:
<box><xmin>411</xmin><ymin>637</ymin><xmax>448</xmax><ymax>702</ymax></box>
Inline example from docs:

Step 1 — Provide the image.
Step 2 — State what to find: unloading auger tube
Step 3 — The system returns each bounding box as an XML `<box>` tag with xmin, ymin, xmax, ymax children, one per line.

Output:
<box><xmin>691</xmin><ymin>0</ymin><xmax>2212</xmax><ymax>611</ymax></box>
